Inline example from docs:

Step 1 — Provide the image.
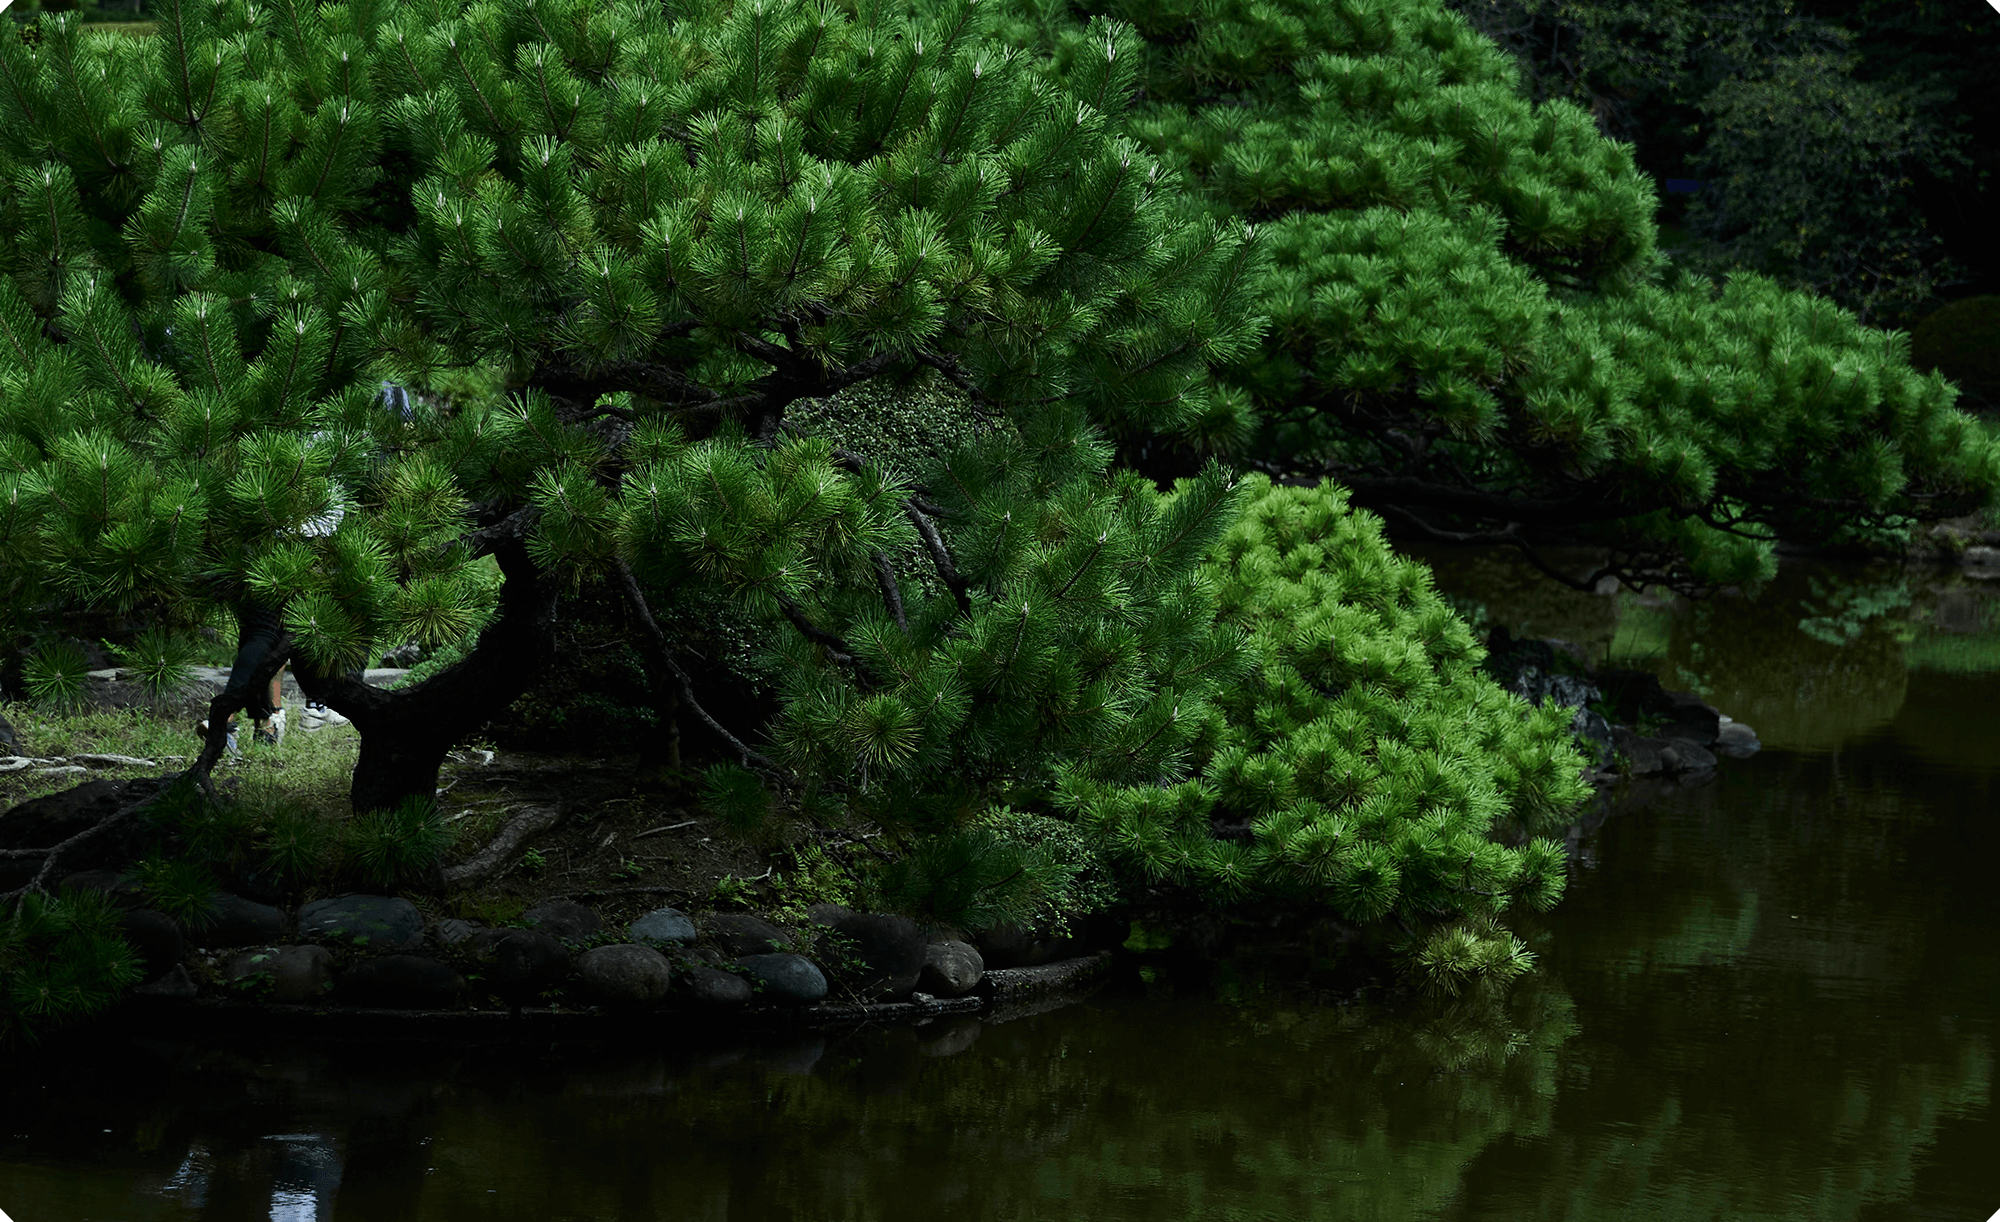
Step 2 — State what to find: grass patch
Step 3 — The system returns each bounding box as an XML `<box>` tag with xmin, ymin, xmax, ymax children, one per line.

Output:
<box><xmin>1</xmin><ymin>699</ymin><xmax>361</xmax><ymax>814</ymax></box>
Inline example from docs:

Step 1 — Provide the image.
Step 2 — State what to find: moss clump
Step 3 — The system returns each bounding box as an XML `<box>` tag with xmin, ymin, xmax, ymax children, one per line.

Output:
<box><xmin>1910</xmin><ymin>296</ymin><xmax>2000</xmax><ymax>414</ymax></box>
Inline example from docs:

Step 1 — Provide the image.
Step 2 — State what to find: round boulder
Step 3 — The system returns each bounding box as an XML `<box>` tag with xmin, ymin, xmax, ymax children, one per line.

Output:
<box><xmin>299</xmin><ymin>895</ymin><xmax>425</xmax><ymax>952</ymax></box>
<box><xmin>201</xmin><ymin>893</ymin><xmax>287</xmax><ymax>948</ymax></box>
<box><xmin>919</xmin><ymin>940</ymin><xmax>984</xmax><ymax>999</ymax></box>
<box><xmin>577</xmin><ymin>944</ymin><xmax>674</xmax><ymax>1006</ymax></box>
<box><xmin>628</xmin><ymin>907</ymin><xmax>698</xmax><ymax>946</ymax></box>
<box><xmin>340</xmin><ymin>955</ymin><xmax>465</xmax><ymax>1009</ymax></box>
<box><xmin>679</xmin><ymin>965</ymin><xmax>753</xmax><ymax>1008</ymax></box>
<box><xmin>735</xmin><ymin>953</ymin><xmax>827</xmax><ymax>1005</ymax></box>
<box><xmin>466</xmin><ymin>928</ymin><xmax>571</xmax><ymax>999</ymax></box>
<box><xmin>522</xmin><ymin>900</ymin><xmax>602</xmax><ymax>943</ymax></box>
<box><xmin>807</xmin><ymin>904</ymin><xmax>926</xmax><ymax>1001</ymax></box>
<box><xmin>225</xmin><ymin>944</ymin><xmax>335</xmax><ymax>1003</ymax></box>
<box><xmin>706</xmin><ymin>913</ymin><xmax>789</xmax><ymax>956</ymax></box>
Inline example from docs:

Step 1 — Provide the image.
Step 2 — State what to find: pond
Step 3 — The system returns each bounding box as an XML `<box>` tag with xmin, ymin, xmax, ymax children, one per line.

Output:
<box><xmin>2</xmin><ymin>554</ymin><xmax>1996</xmax><ymax>1222</ymax></box>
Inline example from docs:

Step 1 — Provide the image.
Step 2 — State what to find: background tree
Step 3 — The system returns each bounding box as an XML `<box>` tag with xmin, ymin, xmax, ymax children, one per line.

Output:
<box><xmin>1005</xmin><ymin>0</ymin><xmax>2000</xmax><ymax>592</ymax></box>
<box><xmin>1434</xmin><ymin>0</ymin><xmax>2000</xmax><ymax>331</ymax></box>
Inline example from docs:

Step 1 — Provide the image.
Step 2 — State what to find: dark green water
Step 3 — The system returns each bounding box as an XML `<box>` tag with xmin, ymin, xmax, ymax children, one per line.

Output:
<box><xmin>3</xmin><ymin>558</ymin><xmax>1997</xmax><ymax>1222</ymax></box>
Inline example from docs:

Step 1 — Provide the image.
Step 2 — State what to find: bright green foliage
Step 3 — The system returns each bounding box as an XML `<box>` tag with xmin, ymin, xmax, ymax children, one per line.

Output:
<box><xmin>1003</xmin><ymin>0</ymin><xmax>2000</xmax><ymax>587</ymax></box>
<box><xmin>22</xmin><ymin>639</ymin><xmax>90</xmax><ymax>711</ymax></box>
<box><xmin>0</xmin><ymin>888</ymin><xmax>144</xmax><ymax>1044</ymax></box>
<box><xmin>1059</xmin><ymin>477</ymin><xmax>1582</xmax><ymax>989</ymax></box>
<box><xmin>0</xmin><ymin>0</ymin><xmax>1258</xmax><ymax>680</ymax></box>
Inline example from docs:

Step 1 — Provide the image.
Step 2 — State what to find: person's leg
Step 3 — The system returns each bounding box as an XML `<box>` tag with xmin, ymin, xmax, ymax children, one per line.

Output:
<box><xmin>254</xmin><ymin>665</ymin><xmax>287</xmax><ymax>744</ymax></box>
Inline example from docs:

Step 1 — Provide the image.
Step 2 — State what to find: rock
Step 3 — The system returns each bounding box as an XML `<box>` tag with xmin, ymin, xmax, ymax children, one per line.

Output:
<box><xmin>706</xmin><ymin>913</ymin><xmax>790</xmax><ymax>956</ymax></box>
<box><xmin>339</xmin><ymin>955</ymin><xmax>465</xmax><ymax>1009</ymax></box>
<box><xmin>1613</xmin><ymin>729</ymin><xmax>1668</xmax><ymax>776</ymax></box>
<box><xmin>628</xmin><ymin>907</ymin><xmax>698</xmax><ymax>945</ymax></box>
<box><xmin>1569</xmin><ymin>706</ymin><xmax>1616</xmax><ymax>768</ymax></box>
<box><xmin>435</xmin><ymin>918</ymin><xmax>484</xmax><ymax>946</ymax></box>
<box><xmin>522</xmin><ymin>900</ymin><xmax>602</xmax><ymax>943</ymax></box>
<box><xmin>917</xmin><ymin>1017</ymin><xmax>982</xmax><ymax>1058</ymax></box>
<box><xmin>200</xmin><ymin>893</ymin><xmax>286</xmax><ymax>948</ymax></box>
<box><xmin>225</xmin><ymin>945</ymin><xmax>336</xmax><ymax>1003</ymax></box>
<box><xmin>577</xmin><ymin>944</ymin><xmax>673</xmax><ymax>1006</ymax></box>
<box><xmin>919</xmin><ymin>940</ymin><xmax>984</xmax><ymax>998</ymax></box>
<box><xmin>118</xmin><ymin>909</ymin><xmax>184</xmax><ymax>982</ymax></box>
<box><xmin>133</xmin><ymin>964</ymin><xmax>198</xmax><ymax>1000</ymax></box>
<box><xmin>299</xmin><ymin>895</ymin><xmax>425</xmax><ymax>952</ymax></box>
<box><xmin>1716</xmin><ymin>721</ymin><xmax>1762</xmax><ymax>759</ymax></box>
<box><xmin>57</xmin><ymin>869</ymin><xmax>146</xmax><ymax>908</ymax></box>
<box><xmin>1662</xmin><ymin>737</ymin><xmax>1718</xmax><ymax>772</ymax></box>
<box><xmin>465</xmin><ymin>928</ymin><xmax>571</xmax><ymax>999</ymax></box>
<box><xmin>976</xmin><ymin>921</ymin><xmax>1083</xmax><ymax>969</ymax></box>
<box><xmin>0</xmin><ymin>709</ymin><xmax>22</xmax><ymax>753</ymax></box>
<box><xmin>1658</xmin><ymin>692</ymin><xmax>1722</xmax><ymax>745</ymax></box>
<box><xmin>679</xmin><ymin>965</ymin><xmax>753</xmax><ymax>1008</ymax></box>
<box><xmin>0</xmin><ymin>778</ymin><xmax>172</xmax><ymax>891</ymax></box>
<box><xmin>806</xmin><ymin>904</ymin><xmax>926</xmax><ymax>1001</ymax></box>
<box><xmin>735</xmin><ymin>952</ymin><xmax>827</xmax><ymax>1005</ymax></box>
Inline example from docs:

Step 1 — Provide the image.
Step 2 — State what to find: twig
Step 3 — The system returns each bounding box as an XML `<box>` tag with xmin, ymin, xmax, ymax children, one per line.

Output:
<box><xmin>611</xmin><ymin>557</ymin><xmax>794</xmax><ymax>778</ymax></box>
<box><xmin>635</xmin><ymin>818</ymin><xmax>704</xmax><ymax>839</ymax></box>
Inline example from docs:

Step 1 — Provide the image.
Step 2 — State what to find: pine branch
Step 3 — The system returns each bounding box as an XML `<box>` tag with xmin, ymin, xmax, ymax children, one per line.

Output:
<box><xmin>774</xmin><ymin>590</ymin><xmax>878</xmax><ymax>690</ymax></box>
<box><xmin>611</xmin><ymin>557</ymin><xmax>793</xmax><ymax>779</ymax></box>
<box><xmin>906</xmin><ymin>499</ymin><xmax>972</xmax><ymax>617</ymax></box>
<box><xmin>870</xmin><ymin>551</ymin><xmax>909</xmax><ymax>632</ymax></box>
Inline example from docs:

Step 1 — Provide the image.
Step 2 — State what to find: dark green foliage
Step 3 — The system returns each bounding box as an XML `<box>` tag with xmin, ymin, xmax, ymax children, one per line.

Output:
<box><xmin>1438</xmin><ymin>0</ymin><xmax>1991</xmax><ymax>332</ymax></box>
<box><xmin>872</xmin><ymin>808</ymin><xmax>1114</xmax><ymax>934</ymax></box>
<box><xmin>131</xmin><ymin>855</ymin><xmax>221</xmax><ymax>929</ymax></box>
<box><xmin>702</xmin><ymin>763</ymin><xmax>776</xmax><ymax>837</ymax></box>
<box><xmin>339</xmin><ymin>797</ymin><xmax>451</xmax><ymax>888</ymax></box>
<box><xmin>1911</xmin><ymin>296</ymin><xmax>2000</xmax><ymax>416</ymax></box>
<box><xmin>257</xmin><ymin>805</ymin><xmax>340</xmax><ymax>886</ymax></box>
<box><xmin>0</xmin><ymin>889</ymin><xmax>144</xmax><ymax>1045</ymax></box>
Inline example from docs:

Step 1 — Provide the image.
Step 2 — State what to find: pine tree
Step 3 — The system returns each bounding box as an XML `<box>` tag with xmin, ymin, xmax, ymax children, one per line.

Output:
<box><xmin>0</xmin><ymin>0</ymin><xmax>1259</xmax><ymax>812</ymax></box>
<box><xmin>1004</xmin><ymin>0</ymin><xmax>2000</xmax><ymax>591</ymax></box>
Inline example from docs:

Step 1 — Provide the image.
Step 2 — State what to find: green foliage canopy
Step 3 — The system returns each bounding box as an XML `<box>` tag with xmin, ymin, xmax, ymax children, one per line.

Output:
<box><xmin>1007</xmin><ymin>0</ymin><xmax>2000</xmax><ymax>590</ymax></box>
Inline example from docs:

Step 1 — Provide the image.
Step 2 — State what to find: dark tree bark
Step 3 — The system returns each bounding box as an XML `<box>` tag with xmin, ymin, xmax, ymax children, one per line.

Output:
<box><xmin>293</xmin><ymin>531</ymin><xmax>558</xmax><ymax>813</ymax></box>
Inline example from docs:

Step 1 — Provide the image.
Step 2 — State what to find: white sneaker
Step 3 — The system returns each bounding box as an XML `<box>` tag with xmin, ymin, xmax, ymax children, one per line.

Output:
<box><xmin>300</xmin><ymin>703</ymin><xmax>350</xmax><ymax>732</ymax></box>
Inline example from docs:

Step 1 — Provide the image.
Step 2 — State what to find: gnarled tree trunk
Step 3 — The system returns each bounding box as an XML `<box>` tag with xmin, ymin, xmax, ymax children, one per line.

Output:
<box><xmin>296</xmin><ymin>529</ymin><xmax>557</xmax><ymax>813</ymax></box>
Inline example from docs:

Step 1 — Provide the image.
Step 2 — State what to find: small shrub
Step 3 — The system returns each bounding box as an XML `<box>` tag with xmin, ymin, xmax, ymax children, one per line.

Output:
<box><xmin>24</xmin><ymin>641</ymin><xmax>90</xmax><ymax>713</ymax></box>
<box><xmin>109</xmin><ymin>626</ymin><xmax>201</xmax><ymax>707</ymax></box>
<box><xmin>341</xmin><ymin>797</ymin><xmax>452</xmax><ymax>887</ymax></box>
<box><xmin>132</xmin><ymin>856</ymin><xmax>221</xmax><ymax>930</ymax></box>
<box><xmin>703</xmin><ymin>763</ymin><xmax>774</xmax><ymax>837</ymax></box>
<box><xmin>261</xmin><ymin>806</ymin><xmax>340</xmax><ymax>886</ymax></box>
